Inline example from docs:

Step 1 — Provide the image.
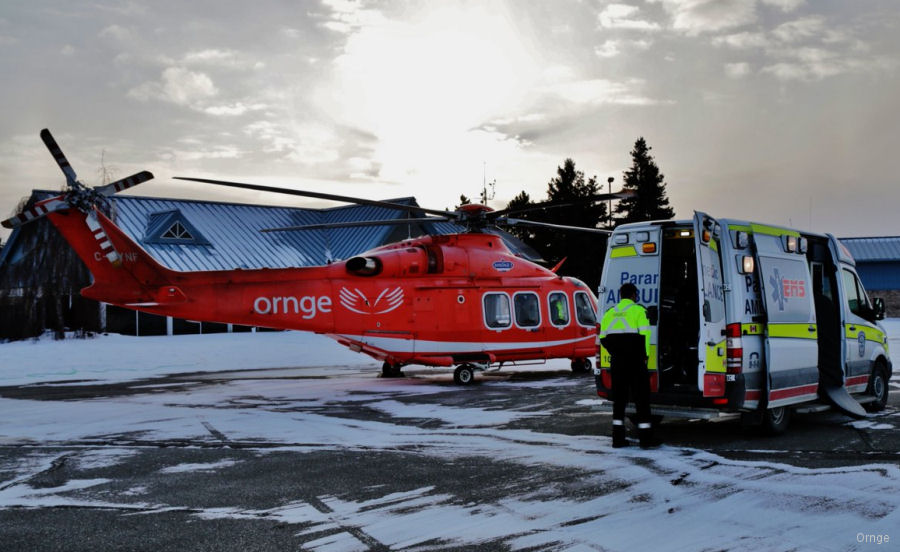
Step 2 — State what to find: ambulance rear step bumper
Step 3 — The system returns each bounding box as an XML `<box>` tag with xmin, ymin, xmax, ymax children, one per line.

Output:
<box><xmin>591</xmin><ymin>401</ymin><xmax>739</xmax><ymax>422</ymax></box>
<box><xmin>592</xmin><ymin>394</ymin><xmax>876</xmax><ymax>419</ymax></box>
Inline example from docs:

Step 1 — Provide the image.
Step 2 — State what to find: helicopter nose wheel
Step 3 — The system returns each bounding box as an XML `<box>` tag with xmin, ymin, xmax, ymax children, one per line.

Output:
<box><xmin>381</xmin><ymin>362</ymin><xmax>404</xmax><ymax>378</ymax></box>
<box><xmin>453</xmin><ymin>364</ymin><xmax>476</xmax><ymax>385</ymax></box>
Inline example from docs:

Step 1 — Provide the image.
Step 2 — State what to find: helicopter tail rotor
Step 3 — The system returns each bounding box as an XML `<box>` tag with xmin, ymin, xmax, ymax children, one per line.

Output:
<box><xmin>2</xmin><ymin>129</ymin><xmax>154</xmax><ymax>265</ymax></box>
<box><xmin>4</xmin><ymin>130</ymin><xmax>154</xmax><ymax>223</ymax></box>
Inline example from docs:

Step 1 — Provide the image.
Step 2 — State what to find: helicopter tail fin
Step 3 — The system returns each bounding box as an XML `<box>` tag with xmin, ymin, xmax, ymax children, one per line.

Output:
<box><xmin>47</xmin><ymin>207</ymin><xmax>179</xmax><ymax>306</ymax></box>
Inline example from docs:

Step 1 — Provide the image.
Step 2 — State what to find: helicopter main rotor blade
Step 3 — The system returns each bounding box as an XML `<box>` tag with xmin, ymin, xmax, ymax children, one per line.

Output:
<box><xmin>174</xmin><ymin>177</ymin><xmax>452</xmax><ymax>218</ymax></box>
<box><xmin>261</xmin><ymin>217</ymin><xmax>454</xmax><ymax>232</ymax></box>
<box><xmin>500</xmin><ymin>217</ymin><xmax>613</xmax><ymax>235</ymax></box>
<box><xmin>94</xmin><ymin>170</ymin><xmax>154</xmax><ymax>196</ymax></box>
<box><xmin>490</xmin><ymin>189</ymin><xmax>634</xmax><ymax>219</ymax></box>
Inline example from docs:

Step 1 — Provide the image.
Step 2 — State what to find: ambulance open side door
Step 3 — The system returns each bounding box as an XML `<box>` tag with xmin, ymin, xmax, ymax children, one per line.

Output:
<box><xmin>751</xmin><ymin>225</ymin><xmax>819</xmax><ymax>407</ymax></box>
<box><xmin>693</xmin><ymin>212</ymin><xmax>727</xmax><ymax>397</ymax></box>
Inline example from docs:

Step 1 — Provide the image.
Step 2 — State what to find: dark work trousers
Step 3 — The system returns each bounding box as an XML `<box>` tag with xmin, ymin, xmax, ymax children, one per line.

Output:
<box><xmin>604</xmin><ymin>334</ymin><xmax>651</xmax><ymax>425</ymax></box>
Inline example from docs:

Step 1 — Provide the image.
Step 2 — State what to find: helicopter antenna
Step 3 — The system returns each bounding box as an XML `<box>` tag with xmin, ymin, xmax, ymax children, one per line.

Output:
<box><xmin>480</xmin><ymin>162</ymin><xmax>495</xmax><ymax>206</ymax></box>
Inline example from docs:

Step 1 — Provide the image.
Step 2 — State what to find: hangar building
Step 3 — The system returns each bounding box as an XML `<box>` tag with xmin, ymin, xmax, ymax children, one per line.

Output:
<box><xmin>839</xmin><ymin>236</ymin><xmax>900</xmax><ymax>316</ymax></box>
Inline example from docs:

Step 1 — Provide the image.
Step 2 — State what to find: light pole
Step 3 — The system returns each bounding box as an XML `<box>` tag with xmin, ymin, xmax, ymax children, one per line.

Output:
<box><xmin>607</xmin><ymin>176</ymin><xmax>614</xmax><ymax>227</ymax></box>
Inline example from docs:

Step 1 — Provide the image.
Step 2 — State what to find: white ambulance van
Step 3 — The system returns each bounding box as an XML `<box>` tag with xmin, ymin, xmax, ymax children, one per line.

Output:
<box><xmin>594</xmin><ymin>212</ymin><xmax>892</xmax><ymax>434</ymax></box>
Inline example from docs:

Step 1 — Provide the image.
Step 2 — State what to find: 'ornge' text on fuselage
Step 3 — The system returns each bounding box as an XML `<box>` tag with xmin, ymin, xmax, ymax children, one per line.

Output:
<box><xmin>253</xmin><ymin>296</ymin><xmax>332</xmax><ymax>319</ymax></box>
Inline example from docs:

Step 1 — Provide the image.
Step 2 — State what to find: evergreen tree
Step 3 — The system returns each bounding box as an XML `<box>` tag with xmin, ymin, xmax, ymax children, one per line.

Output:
<box><xmin>503</xmin><ymin>190</ymin><xmax>533</xmax><ymax>242</ymax></box>
<box><xmin>615</xmin><ymin>137</ymin><xmax>675</xmax><ymax>224</ymax></box>
<box><xmin>504</xmin><ymin>159</ymin><xmax>607</xmax><ymax>290</ymax></box>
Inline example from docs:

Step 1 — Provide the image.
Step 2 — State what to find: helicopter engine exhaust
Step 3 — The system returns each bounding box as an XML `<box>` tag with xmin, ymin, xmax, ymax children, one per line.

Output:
<box><xmin>346</xmin><ymin>256</ymin><xmax>382</xmax><ymax>276</ymax></box>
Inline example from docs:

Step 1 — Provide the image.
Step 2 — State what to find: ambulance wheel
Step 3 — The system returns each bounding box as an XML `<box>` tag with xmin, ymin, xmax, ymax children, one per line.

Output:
<box><xmin>381</xmin><ymin>362</ymin><xmax>403</xmax><ymax>378</ymax></box>
<box><xmin>571</xmin><ymin>358</ymin><xmax>591</xmax><ymax>374</ymax></box>
<box><xmin>761</xmin><ymin>406</ymin><xmax>791</xmax><ymax>436</ymax></box>
<box><xmin>864</xmin><ymin>361</ymin><xmax>889</xmax><ymax>412</ymax></box>
<box><xmin>454</xmin><ymin>365</ymin><xmax>476</xmax><ymax>385</ymax></box>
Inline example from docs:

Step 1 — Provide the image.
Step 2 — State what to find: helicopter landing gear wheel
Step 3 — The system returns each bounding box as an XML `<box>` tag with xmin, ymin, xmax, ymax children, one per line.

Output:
<box><xmin>571</xmin><ymin>358</ymin><xmax>591</xmax><ymax>374</ymax></box>
<box><xmin>453</xmin><ymin>364</ymin><xmax>476</xmax><ymax>385</ymax></box>
<box><xmin>381</xmin><ymin>362</ymin><xmax>403</xmax><ymax>378</ymax></box>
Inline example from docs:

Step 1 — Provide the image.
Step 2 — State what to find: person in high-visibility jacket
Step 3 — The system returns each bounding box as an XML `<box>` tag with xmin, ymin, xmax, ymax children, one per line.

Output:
<box><xmin>599</xmin><ymin>283</ymin><xmax>661</xmax><ymax>448</ymax></box>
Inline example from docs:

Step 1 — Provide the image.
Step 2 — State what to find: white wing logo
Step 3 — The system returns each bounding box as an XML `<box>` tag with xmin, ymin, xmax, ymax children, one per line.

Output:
<box><xmin>339</xmin><ymin>287</ymin><xmax>404</xmax><ymax>315</ymax></box>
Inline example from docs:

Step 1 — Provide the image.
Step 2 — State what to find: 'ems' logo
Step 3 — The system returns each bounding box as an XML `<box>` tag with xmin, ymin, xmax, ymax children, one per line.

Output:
<box><xmin>769</xmin><ymin>268</ymin><xmax>806</xmax><ymax>311</ymax></box>
<box><xmin>493</xmin><ymin>260</ymin><xmax>514</xmax><ymax>272</ymax></box>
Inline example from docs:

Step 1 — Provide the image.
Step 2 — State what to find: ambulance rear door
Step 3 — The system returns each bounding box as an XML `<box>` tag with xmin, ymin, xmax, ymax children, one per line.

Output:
<box><xmin>598</xmin><ymin>225</ymin><xmax>662</xmax><ymax>389</ymax></box>
<box><xmin>693</xmin><ymin>212</ymin><xmax>727</xmax><ymax>397</ymax></box>
<box><xmin>752</xmin><ymin>225</ymin><xmax>819</xmax><ymax>407</ymax></box>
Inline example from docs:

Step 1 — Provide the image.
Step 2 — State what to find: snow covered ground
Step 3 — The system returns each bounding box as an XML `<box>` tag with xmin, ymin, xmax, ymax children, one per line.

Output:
<box><xmin>1</xmin><ymin>322</ymin><xmax>899</xmax><ymax>550</ymax></box>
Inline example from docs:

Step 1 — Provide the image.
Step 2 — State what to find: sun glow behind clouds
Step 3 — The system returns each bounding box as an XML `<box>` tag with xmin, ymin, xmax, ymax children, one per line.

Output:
<box><xmin>324</xmin><ymin>4</ymin><xmax>541</xmax><ymax>201</ymax></box>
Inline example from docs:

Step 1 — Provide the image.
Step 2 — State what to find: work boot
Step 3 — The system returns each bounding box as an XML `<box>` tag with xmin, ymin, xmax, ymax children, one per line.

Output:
<box><xmin>638</xmin><ymin>424</ymin><xmax>662</xmax><ymax>449</ymax></box>
<box><xmin>612</xmin><ymin>421</ymin><xmax>628</xmax><ymax>448</ymax></box>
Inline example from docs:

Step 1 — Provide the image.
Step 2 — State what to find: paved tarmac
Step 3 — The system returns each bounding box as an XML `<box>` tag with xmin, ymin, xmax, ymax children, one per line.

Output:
<box><xmin>1</xmin><ymin>367</ymin><xmax>898</xmax><ymax>551</ymax></box>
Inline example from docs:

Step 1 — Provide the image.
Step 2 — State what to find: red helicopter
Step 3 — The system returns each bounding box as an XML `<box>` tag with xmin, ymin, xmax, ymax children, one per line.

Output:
<box><xmin>4</xmin><ymin>129</ymin><xmax>628</xmax><ymax>384</ymax></box>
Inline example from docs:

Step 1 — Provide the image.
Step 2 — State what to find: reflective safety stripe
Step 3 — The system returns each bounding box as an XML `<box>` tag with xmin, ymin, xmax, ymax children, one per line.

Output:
<box><xmin>602</xmin><ymin>303</ymin><xmax>639</xmax><ymax>335</ymax></box>
<box><xmin>600</xmin><ymin>299</ymin><xmax>651</xmax><ymax>356</ymax></box>
<box><xmin>611</xmin><ymin>245</ymin><xmax>638</xmax><ymax>258</ymax></box>
<box><xmin>741</xmin><ymin>323</ymin><xmax>763</xmax><ymax>335</ymax></box>
<box><xmin>705</xmin><ymin>339</ymin><xmax>727</xmax><ymax>373</ymax></box>
<box><xmin>767</xmin><ymin>323</ymin><xmax>818</xmax><ymax>340</ymax></box>
<box><xmin>599</xmin><ymin>344</ymin><xmax>658</xmax><ymax>370</ymax></box>
<box><xmin>749</xmin><ymin>223</ymin><xmax>800</xmax><ymax>238</ymax></box>
<box><xmin>844</xmin><ymin>324</ymin><xmax>885</xmax><ymax>343</ymax></box>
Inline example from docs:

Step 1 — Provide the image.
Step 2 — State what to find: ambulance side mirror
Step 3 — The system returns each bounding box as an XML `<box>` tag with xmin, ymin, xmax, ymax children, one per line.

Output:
<box><xmin>646</xmin><ymin>305</ymin><xmax>658</xmax><ymax>326</ymax></box>
<box><xmin>873</xmin><ymin>297</ymin><xmax>886</xmax><ymax>321</ymax></box>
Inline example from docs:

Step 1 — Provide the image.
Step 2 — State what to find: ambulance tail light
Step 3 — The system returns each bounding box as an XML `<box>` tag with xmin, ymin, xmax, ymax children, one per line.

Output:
<box><xmin>725</xmin><ymin>323</ymin><xmax>743</xmax><ymax>374</ymax></box>
<box><xmin>642</xmin><ymin>242</ymin><xmax>657</xmax><ymax>254</ymax></box>
<box><xmin>738</xmin><ymin>255</ymin><xmax>754</xmax><ymax>274</ymax></box>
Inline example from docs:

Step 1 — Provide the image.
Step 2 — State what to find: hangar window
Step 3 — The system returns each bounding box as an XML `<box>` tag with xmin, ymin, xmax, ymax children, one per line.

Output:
<box><xmin>144</xmin><ymin>210</ymin><xmax>210</xmax><ymax>246</ymax></box>
<box><xmin>161</xmin><ymin>221</ymin><xmax>194</xmax><ymax>240</ymax></box>
<box><xmin>483</xmin><ymin>293</ymin><xmax>511</xmax><ymax>330</ymax></box>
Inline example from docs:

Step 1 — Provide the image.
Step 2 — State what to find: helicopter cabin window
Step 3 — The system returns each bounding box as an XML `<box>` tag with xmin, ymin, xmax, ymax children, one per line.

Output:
<box><xmin>483</xmin><ymin>293</ymin><xmax>511</xmax><ymax>329</ymax></box>
<box><xmin>574</xmin><ymin>291</ymin><xmax>597</xmax><ymax>327</ymax></box>
<box><xmin>548</xmin><ymin>292</ymin><xmax>569</xmax><ymax>327</ymax></box>
<box><xmin>514</xmin><ymin>292</ymin><xmax>541</xmax><ymax>329</ymax></box>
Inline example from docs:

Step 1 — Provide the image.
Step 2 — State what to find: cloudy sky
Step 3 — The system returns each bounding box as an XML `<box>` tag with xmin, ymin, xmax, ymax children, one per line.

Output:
<box><xmin>1</xmin><ymin>0</ymin><xmax>898</xmax><ymax>241</ymax></box>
